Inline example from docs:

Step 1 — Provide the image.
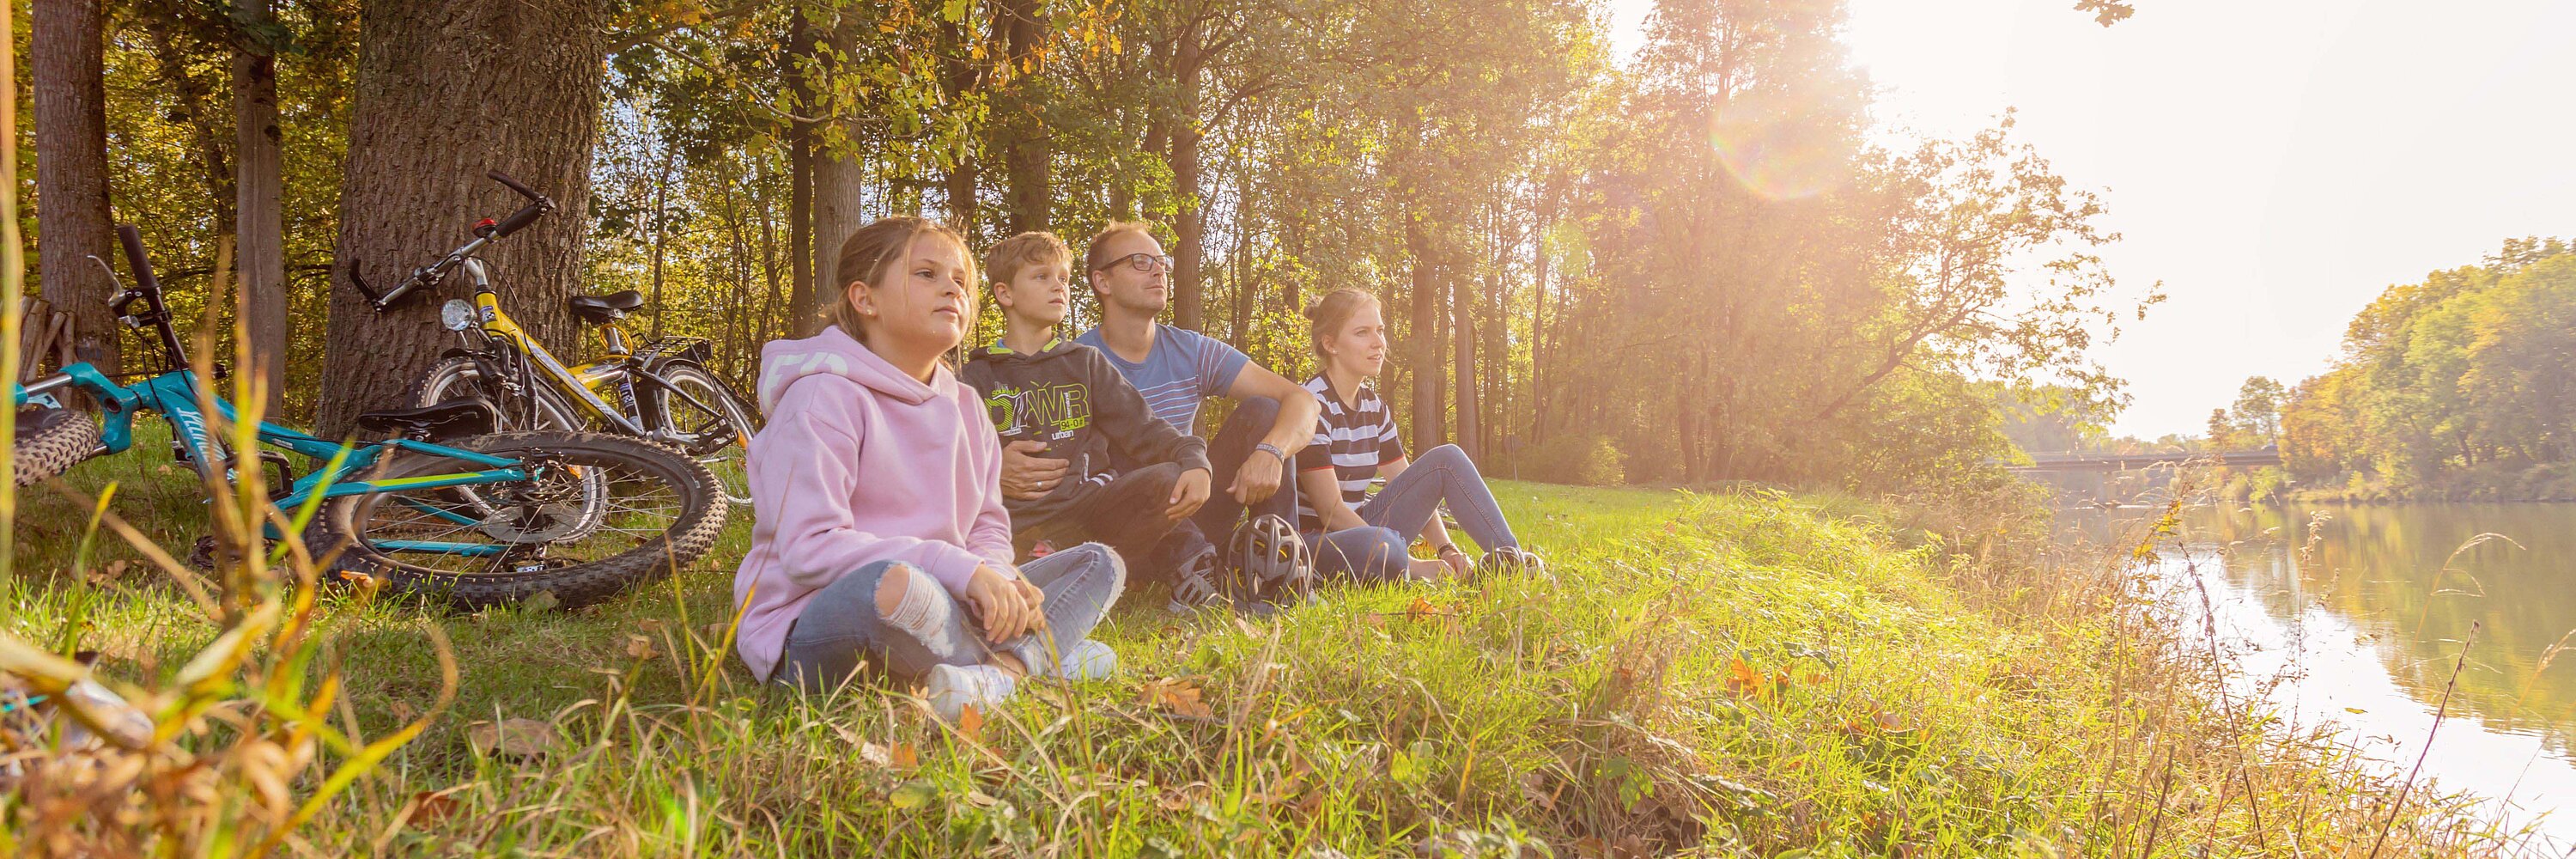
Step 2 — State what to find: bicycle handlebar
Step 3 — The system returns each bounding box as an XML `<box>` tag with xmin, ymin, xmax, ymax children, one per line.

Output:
<box><xmin>355</xmin><ymin>171</ymin><xmax>556</xmax><ymax>312</ymax></box>
<box><xmin>487</xmin><ymin>170</ymin><xmax>541</xmax><ymax>201</ymax></box>
<box><xmin>117</xmin><ymin>225</ymin><xmax>158</xmax><ymax>295</ymax></box>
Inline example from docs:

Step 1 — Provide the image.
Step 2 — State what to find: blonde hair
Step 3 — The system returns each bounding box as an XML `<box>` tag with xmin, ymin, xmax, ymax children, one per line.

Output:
<box><xmin>985</xmin><ymin>231</ymin><xmax>1072</xmax><ymax>292</ymax></box>
<box><xmin>826</xmin><ymin>216</ymin><xmax>977</xmax><ymax>343</ymax></box>
<box><xmin>1304</xmin><ymin>287</ymin><xmax>1382</xmax><ymax>363</ymax></box>
<box><xmin>1084</xmin><ymin>221</ymin><xmax>1158</xmax><ymax>276</ymax></box>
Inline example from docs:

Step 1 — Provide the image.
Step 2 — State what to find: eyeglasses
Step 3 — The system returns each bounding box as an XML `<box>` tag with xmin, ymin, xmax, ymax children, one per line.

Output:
<box><xmin>1097</xmin><ymin>253</ymin><xmax>1174</xmax><ymax>274</ymax></box>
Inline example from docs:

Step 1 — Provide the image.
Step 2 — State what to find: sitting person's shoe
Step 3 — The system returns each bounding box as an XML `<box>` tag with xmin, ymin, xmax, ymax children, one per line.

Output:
<box><xmin>1479</xmin><ymin>545</ymin><xmax>1545</xmax><ymax>576</ymax></box>
<box><xmin>923</xmin><ymin>663</ymin><xmax>1018</xmax><ymax>722</ymax></box>
<box><xmin>1165</xmin><ymin>546</ymin><xmax>1226</xmax><ymax>613</ymax></box>
<box><xmin>1026</xmin><ymin>638</ymin><xmax>1117</xmax><ymax>681</ymax></box>
<box><xmin>1225</xmin><ymin>514</ymin><xmax>1315</xmax><ymax>611</ymax></box>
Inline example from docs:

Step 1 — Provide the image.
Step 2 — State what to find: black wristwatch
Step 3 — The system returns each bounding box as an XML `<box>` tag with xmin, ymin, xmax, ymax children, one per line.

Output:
<box><xmin>1254</xmin><ymin>442</ymin><xmax>1286</xmax><ymax>465</ymax></box>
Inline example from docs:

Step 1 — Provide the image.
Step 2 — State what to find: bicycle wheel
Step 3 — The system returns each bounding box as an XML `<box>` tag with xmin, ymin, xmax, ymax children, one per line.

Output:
<box><xmin>306</xmin><ymin>431</ymin><xmax>726</xmax><ymax>610</ymax></box>
<box><xmin>410</xmin><ymin>354</ymin><xmax>584</xmax><ymax>433</ymax></box>
<box><xmin>9</xmin><ymin>406</ymin><xmax>101</xmax><ymax>486</ymax></box>
<box><xmin>642</xmin><ymin>361</ymin><xmax>758</xmax><ymax>507</ymax></box>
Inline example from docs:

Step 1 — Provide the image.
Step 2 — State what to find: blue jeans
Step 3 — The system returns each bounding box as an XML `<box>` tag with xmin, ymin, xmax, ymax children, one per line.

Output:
<box><xmin>1135</xmin><ymin>396</ymin><xmax>1302</xmax><ymax>586</ymax></box>
<box><xmin>1308</xmin><ymin>444</ymin><xmax>1521</xmax><ymax>582</ymax></box>
<box><xmin>774</xmin><ymin>543</ymin><xmax>1126</xmax><ymax>691</ymax></box>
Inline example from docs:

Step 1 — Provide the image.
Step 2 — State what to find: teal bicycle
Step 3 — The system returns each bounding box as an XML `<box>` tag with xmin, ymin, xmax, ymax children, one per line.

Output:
<box><xmin>7</xmin><ymin>226</ymin><xmax>728</xmax><ymax>608</ymax></box>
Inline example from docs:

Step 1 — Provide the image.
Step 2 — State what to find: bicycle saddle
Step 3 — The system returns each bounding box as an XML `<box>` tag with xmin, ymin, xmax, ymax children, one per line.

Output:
<box><xmin>567</xmin><ymin>289</ymin><xmax>645</xmax><ymax>325</ymax></box>
<box><xmin>355</xmin><ymin>399</ymin><xmax>496</xmax><ymax>440</ymax></box>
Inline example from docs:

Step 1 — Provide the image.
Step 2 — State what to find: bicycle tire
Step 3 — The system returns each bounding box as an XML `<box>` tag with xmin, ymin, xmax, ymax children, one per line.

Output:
<box><xmin>641</xmin><ymin>361</ymin><xmax>759</xmax><ymax>506</ymax></box>
<box><xmin>10</xmin><ymin>406</ymin><xmax>102</xmax><ymax>486</ymax></box>
<box><xmin>410</xmin><ymin>354</ymin><xmax>585</xmax><ymax>433</ymax></box>
<box><xmin>305</xmin><ymin>430</ymin><xmax>726</xmax><ymax>610</ymax></box>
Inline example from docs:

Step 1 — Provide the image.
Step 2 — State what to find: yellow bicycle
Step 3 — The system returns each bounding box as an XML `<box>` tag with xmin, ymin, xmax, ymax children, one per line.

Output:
<box><xmin>362</xmin><ymin>172</ymin><xmax>761</xmax><ymax>506</ymax></box>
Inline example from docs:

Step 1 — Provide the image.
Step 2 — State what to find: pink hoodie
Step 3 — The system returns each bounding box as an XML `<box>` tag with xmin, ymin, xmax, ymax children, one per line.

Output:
<box><xmin>732</xmin><ymin>326</ymin><xmax>1017</xmax><ymax>680</ymax></box>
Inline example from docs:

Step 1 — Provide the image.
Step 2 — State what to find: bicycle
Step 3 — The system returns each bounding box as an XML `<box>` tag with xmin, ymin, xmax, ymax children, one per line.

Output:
<box><xmin>355</xmin><ymin>172</ymin><xmax>762</xmax><ymax>507</ymax></box>
<box><xmin>9</xmin><ymin>225</ymin><xmax>729</xmax><ymax>609</ymax></box>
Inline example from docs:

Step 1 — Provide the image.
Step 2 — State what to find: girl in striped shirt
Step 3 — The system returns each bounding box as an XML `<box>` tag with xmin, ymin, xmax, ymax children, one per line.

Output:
<box><xmin>1292</xmin><ymin>288</ymin><xmax>1545</xmax><ymax>582</ymax></box>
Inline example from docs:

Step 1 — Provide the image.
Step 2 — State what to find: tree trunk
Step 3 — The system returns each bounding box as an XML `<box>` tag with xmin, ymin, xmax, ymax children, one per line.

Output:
<box><xmin>143</xmin><ymin>21</ymin><xmax>234</xmax><ymax>235</ymax></box>
<box><xmin>649</xmin><ymin>143</ymin><xmax>671</xmax><ymax>340</ymax></box>
<box><xmin>784</xmin><ymin>13</ymin><xmax>818</xmax><ymax>337</ymax></box>
<box><xmin>808</xmin><ymin>11</ymin><xmax>868</xmax><ymax>327</ymax></box>
<box><xmin>1453</xmin><ymin>251</ymin><xmax>1479</xmax><ymax>460</ymax></box>
<box><xmin>1167</xmin><ymin>17</ymin><xmax>1206</xmax><ymax>332</ymax></box>
<box><xmin>33</xmin><ymin>0</ymin><xmax>121</xmax><ymax>375</ymax></box>
<box><xmin>756</xmin><ymin>160</ymin><xmax>784</xmax><ymax>349</ymax></box>
<box><xmin>994</xmin><ymin>0</ymin><xmax>1048</xmax><ymax>233</ymax></box>
<box><xmin>1407</xmin><ymin>217</ymin><xmax>1444</xmax><ymax>454</ymax></box>
<box><xmin>939</xmin><ymin>20</ymin><xmax>981</xmax><ymax>236</ymax></box>
<box><xmin>319</xmin><ymin>0</ymin><xmax>607</xmax><ymax>434</ymax></box>
<box><xmin>234</xmin><ymin>0</ymin><xmax>287</xmax><ymax>412</ymax></box>
<box><xmin>1528</xmin><ymin>209</ymin><xmax>1550</xmax><ymax>446</ymax></box>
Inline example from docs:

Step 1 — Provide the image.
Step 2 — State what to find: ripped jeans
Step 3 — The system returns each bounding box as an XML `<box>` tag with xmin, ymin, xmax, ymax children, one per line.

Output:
<box><xmin>772</xmin><ymin>542</ymin><xmax>1126</xmax><ymax>692</ymax></box>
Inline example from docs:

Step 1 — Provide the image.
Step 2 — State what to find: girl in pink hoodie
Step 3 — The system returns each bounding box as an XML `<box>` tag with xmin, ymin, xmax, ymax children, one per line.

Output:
<box><xmin>736</xmin><ymin>216</ymin><xmax>1126</xmax><ymax>719</ymax></box>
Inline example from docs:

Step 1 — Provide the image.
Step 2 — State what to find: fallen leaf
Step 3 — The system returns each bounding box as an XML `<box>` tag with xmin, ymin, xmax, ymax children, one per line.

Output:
<box><xmin>1139</xmin><ymin>677</ymin><xmax>1214</xmax><ymax>720</ymax></box>
<box><xmin>625</xmin><ymin>634</ymin><xmax>658</xmax><ymax>661</ymax></box>
<box><xmin>955</xmin><ymin>704</ymin><xmax>985</xmax><ymax>743</ymax></box>
<box><xmin>889</xmin><ymin>778</ymin><xmax>938</xmax><ymax>809</ymax></box>
<box><xmin>466</xmin><ymin>718</ymin><xmax>555</xmax><ymax>759</ymax></box>
<box><xmin>1723</xmin><ymin>657</ymin><xmax>1760</xmax><ymax>698</ymax></box>
<box><xmin>890</xmin><ymin>741</ymin><xmax>919</xmax><ymax>769</ymax></box>
<box><xmin>88</xmin><ymin>559</ymin><xmax>131</xmax><ymax>585</ymax></box>
<box><xmin>1404</xmin><ymin>597</ymin><xmax>1450</xmax><ymax>619</ymax></box>
<box><xmin>408</xmin><ymin>789</ymin><xmax>460</xmax><ymax>828</ymax></box>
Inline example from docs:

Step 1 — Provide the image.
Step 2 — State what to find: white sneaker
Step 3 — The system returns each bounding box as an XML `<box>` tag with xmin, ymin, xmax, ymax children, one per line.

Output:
<box><xmin>1037</xmin><ymin>639</ymin><xmax>1118</xmax><ymax>681</ymax></box>
<box><xmin>923</xmin><ymin>663</ymin><xmax>1016</xmax><ymax>722</ymax></box>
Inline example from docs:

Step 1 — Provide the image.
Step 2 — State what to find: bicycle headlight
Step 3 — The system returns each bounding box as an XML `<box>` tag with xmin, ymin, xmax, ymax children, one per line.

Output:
<box><xmin>440</xmin><ymin>299</ymin><xmax>476</xmax><ymax>332</ymax></box>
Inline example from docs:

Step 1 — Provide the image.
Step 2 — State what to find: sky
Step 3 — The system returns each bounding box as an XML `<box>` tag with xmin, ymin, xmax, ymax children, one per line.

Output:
<box><xmin>1605</xmin><ymin>0</ymin><xmax>2576</xmax><ymax>438</ymax></box>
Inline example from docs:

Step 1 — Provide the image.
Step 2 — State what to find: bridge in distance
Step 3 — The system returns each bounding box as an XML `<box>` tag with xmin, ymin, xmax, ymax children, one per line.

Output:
<box><xmin>2008</xmin><ymin>448</ymin><xmax>2283</xmax><ymax>473</ymax></box>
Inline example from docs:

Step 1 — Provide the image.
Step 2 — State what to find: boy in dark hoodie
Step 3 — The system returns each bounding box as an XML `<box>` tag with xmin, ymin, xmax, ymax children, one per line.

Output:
<box><xmin>962</xmin><ymin>232</ymin><xmax>1216</xmax><ymax>570</ymax></box>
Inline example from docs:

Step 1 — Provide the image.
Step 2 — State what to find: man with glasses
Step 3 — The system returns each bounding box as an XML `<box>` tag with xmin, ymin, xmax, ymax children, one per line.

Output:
<box><xmin>1002</xmin><ymin>222</ymin><xmax>1321</xmax><ymax>612</ymax></box>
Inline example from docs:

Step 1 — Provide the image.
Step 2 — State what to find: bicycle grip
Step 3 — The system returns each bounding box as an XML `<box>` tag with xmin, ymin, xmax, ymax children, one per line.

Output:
<box><xmin>117</xmin><ymin>225</ymin><xmax>159</xmax><ymax>292</ymax></box>
<box><xmin>491</xmin><ymin>203</ymin><xmax>546</xmax><ymax>238</ymax></box>
<box><xmin>487</xmin><ymin>170</ymin><xmax>542</xmax><ymax>201</ymax></box>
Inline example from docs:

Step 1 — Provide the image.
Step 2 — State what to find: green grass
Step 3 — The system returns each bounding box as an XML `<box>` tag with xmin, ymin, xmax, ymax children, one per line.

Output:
<box><xmin>0</xmin><ymin>424</ymin><xmax>2519</xmax><ymax>856</ymax></box>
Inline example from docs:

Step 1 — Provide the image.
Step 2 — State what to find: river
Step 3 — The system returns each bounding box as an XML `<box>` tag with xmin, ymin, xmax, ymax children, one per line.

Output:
<box><xmin>2072</xmin><ymin>503</ymin><xmax>2576</xmax><ymax>850</ymax></box>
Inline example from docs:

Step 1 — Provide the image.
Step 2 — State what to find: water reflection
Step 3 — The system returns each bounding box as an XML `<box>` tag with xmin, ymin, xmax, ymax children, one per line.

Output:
<box><xmin>2086</xmin><ymin>503</ymin><xmax>2576</xmax><ymax>847</ymax></box>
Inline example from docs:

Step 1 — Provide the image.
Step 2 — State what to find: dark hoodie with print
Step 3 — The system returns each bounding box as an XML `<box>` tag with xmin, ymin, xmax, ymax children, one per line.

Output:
<box><xmin>960</xmin><ymin>337</ymin><xmax>1212</xmax><ymax>529</ymax></box>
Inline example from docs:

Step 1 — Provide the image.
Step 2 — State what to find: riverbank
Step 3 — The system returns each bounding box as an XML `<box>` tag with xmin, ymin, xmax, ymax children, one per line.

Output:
<box><xmin>2</xmin><ymin>461</ymin><xmax>2518</xmax><ymax>854</ymax></box>
<box><xmin>2275</xmin><ymin>463</ymin><xmax>2576</xmax><ymax>504</ymax></box>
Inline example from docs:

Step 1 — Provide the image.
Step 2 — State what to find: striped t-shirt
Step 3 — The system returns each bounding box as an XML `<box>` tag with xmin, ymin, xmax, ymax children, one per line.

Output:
<box><xmin>1294</xmin><ymin>375</ymin><xmax>1406</xmax><ymax>532</ymax></box>
<box><xmin>1073</xmin><ymin>326</ymin><xmax>1249</xmax><ymax>435</ymax></box>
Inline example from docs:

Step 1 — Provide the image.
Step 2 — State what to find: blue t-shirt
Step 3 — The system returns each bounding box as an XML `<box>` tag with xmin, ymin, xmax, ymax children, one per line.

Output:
<box><xmin>1073</xmin><ymin>326</ymin><xmax>1249</xmax><ymax>435</ymax></box>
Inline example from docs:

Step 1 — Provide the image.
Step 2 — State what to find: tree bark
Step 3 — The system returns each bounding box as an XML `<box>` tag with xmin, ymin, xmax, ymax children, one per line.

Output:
<box><xmin>33</xmin><ymin>0</ymin><xmax>121</xmax><ymax>375</ymax></box>
<box><xmin>784</xmin><ymin>12</ymin><xmax>818</xmax><ymax>337</ymax></box>
<box><xmin>1167</xmin><ymin>15</ymin><xmax>1206</xmax><ymax>332</ymax></box>
<box><xmin>1453</xmin><ymin>247</ymin><xmax>1479</xmax><ymax>460</ymax></box>
<box><xmin>939</xmin><ymin>20</ymin><xmax>981</xmax><ymax>236</ymax></box>
<box><xmin>993</xmin><ymin>0</ymin><xmax>1048</xmax><ymax>233</ymax></box>
<box><xmin>1407</xmin><ymin>217</ymin><xmax>1444</xmax><ymax>454</ymax></box>
<box><xmin>1528</xmin><ymin>204</ymin><xmax>1550</xmax><ymax>446</ymax></box>
<box><xmin>234</xmin><ymin>0</ymin><xmax>287</xmax><ymax>412</ymax></box>
<box><xmin>319</xmin><ymin>0</ymin><xmax>607</xmax><ymax>434</ymax></box>
<box><xmin>809</xmin><ymin>11</ymin><xmax>866</xmax><ymax>326</ymax></box>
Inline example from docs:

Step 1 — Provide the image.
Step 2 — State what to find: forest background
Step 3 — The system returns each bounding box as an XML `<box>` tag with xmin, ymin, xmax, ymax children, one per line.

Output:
<box><xmin>16</xmin><ymin>0</ymin><xmax>2163</xmax><ymax>497</ymax></box>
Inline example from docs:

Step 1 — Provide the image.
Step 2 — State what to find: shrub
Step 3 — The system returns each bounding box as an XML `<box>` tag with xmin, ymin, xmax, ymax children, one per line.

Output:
<box><xmin>1509</xmin><ymin>433</ymin><xmax>1626</xmax><ymax>486</ymax></box>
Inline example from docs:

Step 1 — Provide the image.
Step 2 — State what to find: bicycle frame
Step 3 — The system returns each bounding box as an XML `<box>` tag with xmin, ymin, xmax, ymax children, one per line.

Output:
<box><xmin>447</xmin><ymin>259</ymin><xmax>726</xmax><ymax>439</ymax></box>
<box><xmin>13</xmin><ymin>365</ymin><xmax>535</xmax><ymax>557</ymax></box>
